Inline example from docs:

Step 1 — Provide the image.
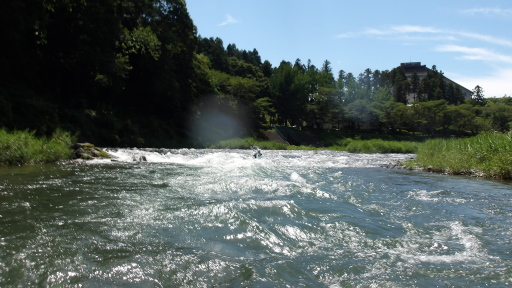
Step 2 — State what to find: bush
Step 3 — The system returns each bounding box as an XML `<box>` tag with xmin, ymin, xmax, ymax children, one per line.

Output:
<box><xmin>0</xmin><ymin>129</ymin><xmax>74</xmax><ymax>165</ymax></box>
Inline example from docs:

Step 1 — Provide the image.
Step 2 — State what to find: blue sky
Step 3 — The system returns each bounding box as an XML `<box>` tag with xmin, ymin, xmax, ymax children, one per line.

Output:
<box><xmin>186</xmin><ymin>0</ymin><xmax>512</xmax><ymax>97</ymax></box>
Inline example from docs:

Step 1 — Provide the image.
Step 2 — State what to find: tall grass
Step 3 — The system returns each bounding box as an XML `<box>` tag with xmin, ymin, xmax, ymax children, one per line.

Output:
<box><xmin>0</xmin><ymin>129</ymin><xmax>74</xmax><ymax>165</ymax></box>
<box><xmin>210</xmin><ymin>137</ymin><xmax>288</xmax><ymax>150</ymax></box>
<box><xmin>211</xmin><ymin>136</ymin><xmax>419</xmax><ymax>153</ymax></box>
<box><xmin>409</xmin><ymin>131</ymin><xmax>512</xmax><ymax>180</ymax></box>
<box><xmin>342</xmin><ymin>139</ymin><xmax>419</xmax><ymax>153</ymax></box>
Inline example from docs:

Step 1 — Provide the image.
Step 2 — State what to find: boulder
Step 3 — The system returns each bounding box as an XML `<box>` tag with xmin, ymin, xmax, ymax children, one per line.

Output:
<box><xmin>73</xmin><ymin>143</ymin><xmax>112</xmax><ymax>160</ymax></box>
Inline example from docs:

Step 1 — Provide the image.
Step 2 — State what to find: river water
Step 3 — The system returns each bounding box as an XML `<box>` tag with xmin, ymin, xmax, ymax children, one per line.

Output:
<box><xmin>0</xmin><ymin>149</ymin><xmax>511</xmax><ymax>287</ymax></box>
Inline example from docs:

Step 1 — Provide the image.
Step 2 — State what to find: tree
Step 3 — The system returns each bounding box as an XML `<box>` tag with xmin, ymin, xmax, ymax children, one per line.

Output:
<box><xmin>346</xmin><ymin>99</ymin><xmax>375</xmax><ymax>130</ymax></box>
<box><xmin>414</xmin><ymin>100</ymin><xmax>448</xmax><ymax>136</ymax></box>
<box><xmin>388</xmin><ymin>102</ymin><xmax>412</xmax><ymax>132</ymax></box>
<box><xmin>472</xmin><ymin>85</ymin><xmax>487</xmax><ymax>106</ymax></box>
<box><xmin>261</xmin><ymin>60</ymin><xmax>273</xmax><ymax>78</ymax></box>
<box><xmin>198</xmin><ymin>37</ymin><xmax>229</xmax><ymax>72</ymax></box>
<box><xmin>269</xmin><ymin>61</ymin><xmax>308</xmax><ymax>126</ymax></box>
<box><xmin>357</xmin><ymin>68</ymin><xmax>374</xmax><ymax>101</ymax></box>
<box><xmin>321</xmin><ymin>60</ymin><xmax>333</xmax><ymax>74</ymax></box>
<box><xmin>371</xmin><ymin>87</ymin><xmax>395</xmax><ymax>130</ymax></box>
<box><xmin>388</xmin><ymin>67</ymin><xmax>409</xmax><ymax>104</ymax></box>
<box><xmin>343</xmin><ymin>72</ymin><xmax>359</xmax><ymax>104</ymax></box>
<box><xmin>483</xmin><ymin>102</ymin><xmax>512</xmax><ymax>132</ymax></box>
<box><xmin>410</xmin><ymin>72</ymin><xmax>420</xmax><ymax>102</ymax></box>
<box><xmin>446</xmin><ymin>104</ymin><xmax>477</xmax><ymax>135</ymax></box>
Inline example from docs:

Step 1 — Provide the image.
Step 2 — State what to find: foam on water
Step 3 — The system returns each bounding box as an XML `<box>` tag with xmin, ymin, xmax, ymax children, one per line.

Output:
<box><xmin>103</xmin><ymin>148</ymin><xmax>413</xmax><ymax>168</ymax></box>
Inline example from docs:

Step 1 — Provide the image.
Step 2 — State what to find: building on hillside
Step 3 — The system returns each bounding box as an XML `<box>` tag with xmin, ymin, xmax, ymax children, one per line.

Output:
<box><xmin>400</xmin><ymin>62</ymin><xmax>472</xmax><ymax>102</ymax></box>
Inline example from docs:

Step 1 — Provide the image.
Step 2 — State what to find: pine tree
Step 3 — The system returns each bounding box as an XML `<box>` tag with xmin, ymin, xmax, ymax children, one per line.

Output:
<box><xmin>472</xmin><ymin>85</ymin><xmax>486</xmax><ymax>106</ymax></box>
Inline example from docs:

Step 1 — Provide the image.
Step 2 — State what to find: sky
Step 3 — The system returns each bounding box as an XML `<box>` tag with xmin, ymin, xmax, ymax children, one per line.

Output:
<box><xmin>186</xmin><ymin>0</ymin><xmax>512</xmax><ymax>98</ymax></box>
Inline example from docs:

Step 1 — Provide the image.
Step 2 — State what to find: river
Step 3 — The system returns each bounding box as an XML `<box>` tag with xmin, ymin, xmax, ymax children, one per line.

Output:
<box><xmin>1</xmin><ymin>149</ymin><xmax>511</xmax><ymax>287</ymax></box>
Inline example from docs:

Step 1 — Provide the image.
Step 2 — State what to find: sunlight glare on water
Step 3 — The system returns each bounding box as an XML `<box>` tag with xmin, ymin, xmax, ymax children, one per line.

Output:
<box><xmin>0</xmin><ymin>149</ymin><xmax>511</xmax><ymax>287</ymax></box>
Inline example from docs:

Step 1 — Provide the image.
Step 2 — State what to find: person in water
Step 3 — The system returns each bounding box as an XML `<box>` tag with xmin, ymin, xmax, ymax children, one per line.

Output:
<box><xmin>251</xmin><ymin>146</ymin><xmax>262</xmax><ymax>158</ymax></box>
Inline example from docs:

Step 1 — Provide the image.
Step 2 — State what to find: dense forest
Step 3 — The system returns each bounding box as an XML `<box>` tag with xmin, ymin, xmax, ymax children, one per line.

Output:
<box><xmin>2</xmin><ymin>0</ymin><xmax>512</xmax><ymax>147</ymax></box>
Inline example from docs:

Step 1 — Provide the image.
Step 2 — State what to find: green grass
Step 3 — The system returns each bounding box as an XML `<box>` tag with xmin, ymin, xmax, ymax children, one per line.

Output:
<box><xmin>0</xmin><ymin>129</ymin><xmax>74</xmax><ymax>166</ymax></box>
<box><xmin>209</xmin><ymin>137</ymin><xmax>289</xmax><ymax>150</ymax></box>
<box><xmin>311</xmin><ymin>130</ymin><xmax>424</xmax><ymax>146</ymax></box>
<box><xmin>211</xmin><ymin>135</ymin><xmax>419</xmax><ymax>153</ymax></box>
<box><xmin>342</xmin><ymin>139</ymin><xmax>419</xmax><ymax>153</ymax></box>
<box><xmin>408</xmin><ymin>131</ymin><xmax>512</xmax><ymax>180</ymax></box>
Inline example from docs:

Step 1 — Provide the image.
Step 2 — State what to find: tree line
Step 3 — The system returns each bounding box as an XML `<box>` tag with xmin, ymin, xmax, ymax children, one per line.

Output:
<box><xmin>1</xmin><ymin>0</ymin><xmax>511</xmax><ymax>147</ymax></box>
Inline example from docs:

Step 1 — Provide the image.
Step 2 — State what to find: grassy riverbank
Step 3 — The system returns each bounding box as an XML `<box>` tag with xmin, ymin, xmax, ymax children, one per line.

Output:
<box><xmin>328</xmin><ymin>138</ymin><xmax>418</xmax><ymax>153</ymax></box>
<box><xmin>3</xmin><ymin>127</ymin><xmax>510</xmax><ymax>180</ymax></box>
<box><xmin>211</xmin><ymin>131</ymin><xmax>512</xmax><ymax>180</ymax></box>
<box><xmin>407</xmin><ymin>131</ymin><xmax>512</xmax><ymax>180</ymax></box>
<box><xmin>210</xmin><ymin>135</ymin><xmax>419</xmax><ymax>153</ymax></box>
<box><xmin>0</xmin><ymin>129</ymin><xmax>74</xmax><ymax>166</ymax></box>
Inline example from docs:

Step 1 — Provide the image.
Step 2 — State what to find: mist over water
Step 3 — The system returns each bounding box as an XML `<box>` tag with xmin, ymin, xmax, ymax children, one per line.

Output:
<box><xmin>1</xmin><ymin>149</ymin><xmax>511</xmax><ymax>287</ymax></box>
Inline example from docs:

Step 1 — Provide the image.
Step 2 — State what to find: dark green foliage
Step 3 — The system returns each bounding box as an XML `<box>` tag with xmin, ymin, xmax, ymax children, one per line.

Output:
<box><xmin>1</xmin><ymin>0</ymin><xmax>214</xmax><ymax>147</ymax></box>
<box><xmin>471</xmin><ymin>85</ymin><xmax>487</xmax><ymax>106</ymax></box>
<box><xmin>269</xmin><ymin>61</ymin><xmax>309</xmax><ymax>126</ymax></box>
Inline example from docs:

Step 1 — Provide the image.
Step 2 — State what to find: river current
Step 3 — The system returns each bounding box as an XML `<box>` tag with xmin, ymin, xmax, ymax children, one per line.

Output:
<box><xmin>1</xmin><ymin>149</ymin><xmax>511</xmax><ymax>287</ymax></box>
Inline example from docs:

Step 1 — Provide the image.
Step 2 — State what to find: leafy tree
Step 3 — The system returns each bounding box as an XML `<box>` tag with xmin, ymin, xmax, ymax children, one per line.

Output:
<box><xmin>261</xmin><ymin>60</ymin><xmax>273</xmax><ymax>78</ymax></box>
<box><xmin>444</xmin><ymin>83</ymin><xmax>465</xmax><ymax>105</ymax></box>
<box><xmin>388</xmin><ymin>67</ymin><xmax>409</xmax><ymax>104</ymax></box>
<box><xmin>410</xmin><ymin>72</ymin><xmax>420</xmax><ymax>102</ymax></box>
<box><xmin>228</xmin><ymin>57</ymin><xmax>264</xmax><ymax>79</ymax></box>
<box><xmin>413</xmin><ymin>100</ymin><xmax>447</xmax><ymax>136</ymax></box>
<box><xmin>346</xmin><ymin>99</ymin><xmax>375</xmax><ymax>130</ymax></box>
<box><xmin>388</xmin><ymin>102</ymin><xmax>412</xmax><ymax>132</ymax></box>
<box><xmin>198</xmin><ymin>37</ymin><xmax>230</xmax><ymax>72</ymax></box>
<box><xmin>342</xmin><ymin>72</ymin><xmax>359</xmax><ymax>104</ymax></box>
<box><xmin>446</xmin><ymin>104</ymin><xmax>477</xmax><ymax>135</ymax></box>
<box><xmin>483</xmin><ymin>102</ymin><xmax>512</xmax><ymax>132</ymax></box>
<box><xmin>471</xmin><ymin>85</ymin><xmax>487</xmax><ymax>106</ymax></box>
<box><xmin>293</xmin><ymin>58</ymin><xmax>306</xmax><ymax>73</ymax></box>
<box><xmin>321</xmin><ymin>60</ymin><xmax>333</xmax><ymax>74</ymax></box>
<box><xmin>270</xmin><ymin>61</ymin><xmax>308</xmax><ymax>126</ymax></box>
<box><xmin>371</xmin><ymin>87</ymin><xmax>395</xmax><ymax>130</ymax></box>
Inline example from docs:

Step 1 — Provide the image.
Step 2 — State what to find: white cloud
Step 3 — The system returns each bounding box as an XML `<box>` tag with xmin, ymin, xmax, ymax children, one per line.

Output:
<box><xmin>461</xmin><ymin>7</ymin><xmax>512</xmax><ymax>17</ymax></box>
<box><xmin>218</xmin><ymin>14</ymin><xmax>238</xmax><ymax>26</ymax></box>
<box><xmin>454</xmin><ymin>68</ymin><xmax>512</xmax><ymax>97</ymax></box>
<box><xmin>436</xmin><ymin>45</ymin><xmax>512</xmax><ymax>64</ymax></box>
<box><xmin>389</xmin><ymin>25</ymin><xmax>441</xmax><ymax>34</ymax></box>
<box><xmin>358</xmin><ymin>25</ymin><xmax>441</xmax><ymax>36</ymax></box>
<box><xmin>457</xmin><ymin>31</ymin><xmax>512</xmax><ymax>48</ymax></box>
<box><xmin>343</xmin><ymin>25</ymin><xmax>512</xmax><ymax>48</ymax></box>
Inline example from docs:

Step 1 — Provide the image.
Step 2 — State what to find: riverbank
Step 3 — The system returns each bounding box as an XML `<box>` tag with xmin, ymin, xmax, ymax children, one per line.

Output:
<box><xmin>211</xmin><ymin>131</ymin><xmax>512</xmax><ymax>180</ymax></box>
<box><xmin>210</xmin><ymin>135</ymin><xmax>419</xmax><ymax>153</ymax></box>
<box><xmin>2</xmin><ymin>128</ymin><xmax>510</xmax><ymax>180</ymax></box>
<box><xmin>405</xmin><ymin>131</ymin><xmax>512</xmax><ymax>180</ymax></box>
<box><xmin>0</xmin><ymin>129</ymin><xmax>74</xmax><ymax>166</ymax></box>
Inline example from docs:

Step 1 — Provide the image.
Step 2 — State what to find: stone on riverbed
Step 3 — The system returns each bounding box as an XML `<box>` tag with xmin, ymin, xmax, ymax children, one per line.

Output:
<box><xmin>73</xmin><ymin>143</ymin><xmax>112</xmax><ymax>160</ymax></box>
